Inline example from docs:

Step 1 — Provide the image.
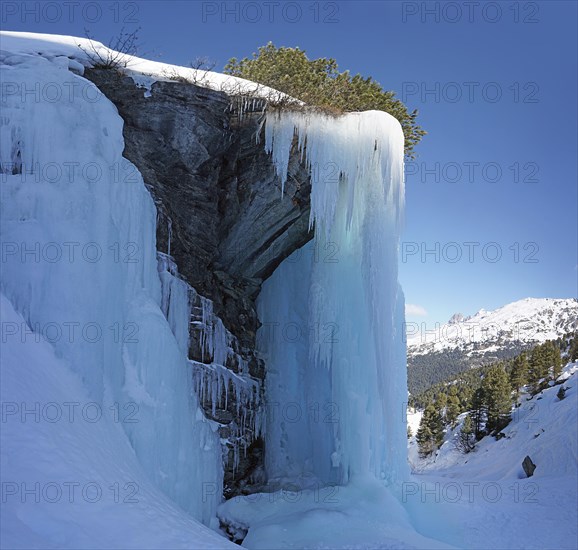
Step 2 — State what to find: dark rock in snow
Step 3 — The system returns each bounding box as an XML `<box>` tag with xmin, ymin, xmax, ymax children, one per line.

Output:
<box><xmin>522</xmin><ymin>455</ymin><xmax>536</xmax><ymax>477</ymax></box>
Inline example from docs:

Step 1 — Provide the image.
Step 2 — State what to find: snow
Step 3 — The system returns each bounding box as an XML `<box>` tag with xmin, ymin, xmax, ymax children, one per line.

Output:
<box><xmin>218</xmin><ymin>477</ymin><xmax>452</xmax><ymax>549</ymax></box>
<box><xmin>0</xmin><ymin>295</ymin><xmax>235</xmax><ymax>549</ymax></box>
<box><xmin>407</xmin><ymin>408</ymin><xmax>423</xmax><ymax>440</ymax></box>
<box><xmin>0</xmin><ymin>31</ymin><xmax>292</xmax><ymax>105</ymax></box>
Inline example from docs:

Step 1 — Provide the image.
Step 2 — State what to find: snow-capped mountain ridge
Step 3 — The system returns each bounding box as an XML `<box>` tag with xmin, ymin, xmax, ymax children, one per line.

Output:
<box><xmin>407</xmin><ymin>297</ymin><xmax>578</xmax><ymax>357</ymax></box>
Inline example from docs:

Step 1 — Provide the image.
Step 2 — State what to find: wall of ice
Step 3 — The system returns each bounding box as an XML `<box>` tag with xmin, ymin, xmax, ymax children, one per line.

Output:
<box><xmin>257</xmin><ymin>109</ymin><xmax>408</xmax><ymax>486</ymax></box>
<box><xmin>0</xmin><ymin>51</ymin><xmax>222</xmax><ymax>524</ymax></box>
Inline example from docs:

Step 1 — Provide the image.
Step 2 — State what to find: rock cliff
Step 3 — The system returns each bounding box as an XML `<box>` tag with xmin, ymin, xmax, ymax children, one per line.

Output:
<box><xmin>85</xmin><ymin>68</ymin><xmax>312</xmax><ymax>496</ymax></box>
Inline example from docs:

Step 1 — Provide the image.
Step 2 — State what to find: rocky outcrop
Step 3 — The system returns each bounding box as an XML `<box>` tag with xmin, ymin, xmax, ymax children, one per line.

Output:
<box><xmin>85</xmin><ymin>68</ymin><xmax>312</xmax><ymax>495</ymax></box>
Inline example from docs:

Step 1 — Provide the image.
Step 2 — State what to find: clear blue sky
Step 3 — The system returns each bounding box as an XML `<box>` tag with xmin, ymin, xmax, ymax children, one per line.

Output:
<box><xmin>3</xmin><ymin>0</ymin><xmax>576</xmax><ymax>325</ymax></box>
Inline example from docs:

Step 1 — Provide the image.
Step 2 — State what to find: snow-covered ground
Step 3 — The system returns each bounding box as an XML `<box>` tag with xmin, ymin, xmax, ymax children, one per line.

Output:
<box><xmin>218</xmin><ymin>477</ymin><xmax>453</xmax><ymax>549</ymax></box>
<box><xmin>406</xmin><ymin>363</ymin><xmax>578</xmax><ymax>549</ymax></box>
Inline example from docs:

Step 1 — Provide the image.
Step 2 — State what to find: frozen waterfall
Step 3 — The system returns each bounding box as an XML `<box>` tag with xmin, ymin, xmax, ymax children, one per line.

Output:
<box><xmin>258</xmin><ymin>109</ymin><xmax>408</xmax><ymax>486</ymax></box>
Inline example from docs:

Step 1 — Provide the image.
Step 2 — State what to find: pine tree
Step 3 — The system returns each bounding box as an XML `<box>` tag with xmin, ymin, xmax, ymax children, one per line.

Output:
<box><xmin>455</xmin><ymin>414</ymin><xmax>476</xmax><ymax>453</ymax></box>
<box><xmin>481</xmin><ymin>366</ymin><xmax>512</xmax><ymax>434</ymax></box>
<box><xmin>435</xmin><ymin>392</ymin><xmax>448</xmax><ymax>424</ymax></box>
<box><xmin>446</xmin><ymin>386</ymin><xmax>461</xmax><ymax>427</ymax></box>
<box><xmin>543</xmin><ymin>341</ymin><xmax>562</xmax><ymax>381</ymax></box>
<box><xmin>459</xmin><ymin>385</ymin><xmax>473</xmax><ymax>410</ymax></box>
<box><xmin>224</xmin><ymin>43</ymin><xmax>426</xmax><ymax>158</ymax></box>
<box><xmin>416</xmin><ymin>403</ymin><xmax>444</xmax><ymax>458</ymax></box>
<box><xmin>470</xmin><ymin>387</ymin><xmax>486</xmax><ymax>440</ymax></box>
<box><xmin>528</xmin><ymin>344</ymin><xmax>548</xmax><ymax>394</ymax></box>
<box><xmin>569</xmin><ymin>336</ymin><xmax>578</xmax><ymax>362</ymax></box>
<box><xmin>416</xmin><ymin>421</ymin><xmax>434</xmax><ymax>458</ymax></box>
<box><xmin>510</xmin><ymin>352</ymin><xmax>529</xmax><ymax>398</ymax></box>
<box><xmin>407</xmin><ymin>425</ymin><xmax>413</xmax><ymax>439</ymax></box>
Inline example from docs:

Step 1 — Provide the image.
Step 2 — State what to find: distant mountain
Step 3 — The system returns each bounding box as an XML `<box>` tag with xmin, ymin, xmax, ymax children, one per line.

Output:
<box><xmin>407</xmin><ymin>298</ymin><xmax>578</xmax><ymax>394</ymax></box>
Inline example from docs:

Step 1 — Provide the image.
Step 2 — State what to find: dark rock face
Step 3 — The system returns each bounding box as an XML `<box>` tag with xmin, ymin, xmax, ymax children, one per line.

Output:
<box><xmin>85</xmin><ymin>69</ymin><xmax>312</xmax><ymax>495</ymax></box>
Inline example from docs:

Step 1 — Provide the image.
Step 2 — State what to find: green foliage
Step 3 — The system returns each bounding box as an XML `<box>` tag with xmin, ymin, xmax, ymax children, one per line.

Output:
<box><xmin>481</xmin><ymin>365</ymin><xmax>512</xmax><ymax>434</ymax></box>
<box><xmin>409</xmin><ymin>359</ymin><xmax>498</xmax><ymax>411</ymax></box>
<box><xmin>411</xmin><ymin>338</ymin><xmax>573</xmax><ymax>448</ymax></box>
<box><xmin>409</xmin><ymin>334</ymin><xmax>577</xmax><ymax>398</ymax></box>
<box><xmin>544</xmin><ymin>340</ymin><xmax>562</xmax><ymax>380</ymax></box>
<box><xmin>408</xmin><ymin>346</ymin><xmax>525</xmax><ymax>396</ymax></box>
<box><xmin>528</xmin><ymin>341</ymin><xmax>563</xmax><ymax>393</ymax></box>
<box><xmin>469</xmin><ymin>387</ymin><xmax>486</xmax><ymax>440</ymax></box>
<box><xmin>416</xmin><ymin>403</ymin><xmax>444</xmax><ymax>458</ymax></box>
<box><xmin>510</xmin><ymin>352</ymin><xmax>529</xmax><ymax>397</ymax></box>
<box><xmin>569</xmin><ymin>335</ymin><xmax>578</xmax><ymax>362</ymax></box>
<box><xmin>528</xmin><ymin>344</ymin><xmax>547</xmax><ymax>393</ymax></box>
<box><xmin>455</xmin><ymin>414</ymin><xmax>476</xmax><ymax>453</ymax></box>
<box><xmin>446</xmin><ymin>386</ymin><xmax>461</xmax><ymax>427</ymax></box>
<box><xmin>224</xmin><ymin>42</ymin><xmax>426</xmax><ymax>158</ymax></box>
<box><xmin>435</xmin><ymin>392</ymin><xmax>448</xmax><ymax>423</ymax></box>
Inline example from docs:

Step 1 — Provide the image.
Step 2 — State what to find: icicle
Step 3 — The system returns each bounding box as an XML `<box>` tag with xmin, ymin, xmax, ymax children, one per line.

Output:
<box><xmin>199</xmin><ymin>296</ymin><xmax>213</xmax><ymax>362</ymax></box>
<box><xmin>167</xmin><ymin>217</ymin><xmax>172</xmax><ymax>256</ymax></box>
<box><xmin>216</xmin><ymin>318</ymin><xmax>229</xmax><ymax>366</ymax></box>
<box><xmin>217</xmin><ymin>370</ymin><xmax>223</xmax><ymax>409</ymax></box>
<box><xmin>211</xmin><ymin>375</ymin><xmax>217</xmax><ymax>417</ymax></box>
<box><xmin>235</xmin><ymin>382</ymin><xmax>241</xmax><ymax>417</ymax></box>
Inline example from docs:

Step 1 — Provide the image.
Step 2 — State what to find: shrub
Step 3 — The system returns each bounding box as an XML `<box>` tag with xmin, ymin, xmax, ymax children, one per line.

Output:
<box><xmin>79</xmin><ymin>28</ymin><xmax>140</xmax><ymax>70</ymax></box>
<box><xmin>224</xmin><ymin>43</ymin><xmax>426</xmax><ymax>158</ymax></box>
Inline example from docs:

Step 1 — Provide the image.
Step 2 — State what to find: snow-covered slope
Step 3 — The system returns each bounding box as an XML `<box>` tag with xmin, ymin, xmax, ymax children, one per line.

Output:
<box><xmin>410</xmin><ymin>363</ymin><xmax>578</xmax><ymax>476</ymax></box>
<box><xmin>0</xmin><ymin>295</ymin><xmax>234</xmax><ymax>549</ymax></box>
<box><xmin>408</xmin><ymin>297</ymin><xmax>578</xmax><ymax>357</ymax></box>
<box><xmin>406</xmin><ymin>364</ymin><xmax>578</xmax><ymax>549</ymax></box>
